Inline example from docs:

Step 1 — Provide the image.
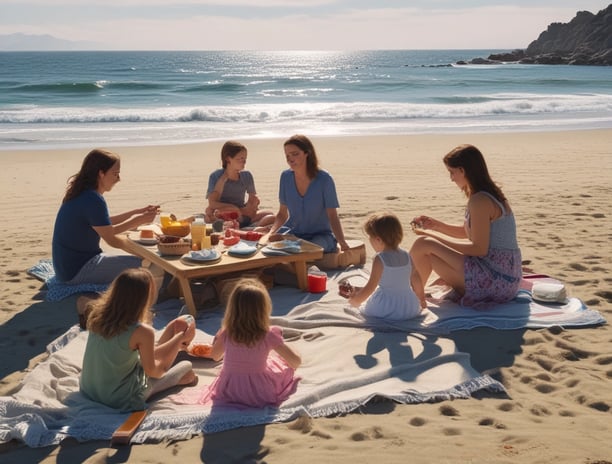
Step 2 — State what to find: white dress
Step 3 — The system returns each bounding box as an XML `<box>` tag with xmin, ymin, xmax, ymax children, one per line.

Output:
<box><xmin>362</xmin><ymin>248</ymin><xmax>421</xmax><ymax>321</ymax></box>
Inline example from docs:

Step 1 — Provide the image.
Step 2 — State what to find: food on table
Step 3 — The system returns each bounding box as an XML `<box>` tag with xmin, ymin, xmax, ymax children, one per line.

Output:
<box><xmin>226</xmin><ymin>229</ymin><xmax>264</xmax><ymax>242</ymax></box>
<box><xmin>223</xmin><ymin>235</ymin><xmax>240</xmax><ymax>246</ymax></box>
<box><xmin>160</xmin><ymin>214</ymin><xmax>191</xmax><ymax>237</ymax></box>
<box><xmin>158</xmin><ymin>234</ymin><xmax>181</xmax><ymax>243</ymax></box>
<box><xmin>139</xmin><ymin>229</ymin><xmax>155</xmax><ymax>239</ymax></box>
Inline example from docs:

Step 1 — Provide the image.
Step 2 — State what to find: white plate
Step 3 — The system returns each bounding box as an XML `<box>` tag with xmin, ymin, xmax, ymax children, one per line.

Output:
<box><xmin>182</xmin><ymin>249</ymin><xmax>221</xmax><ymax>262</ymax></box>
<box><xmin>228</xmin><ymin>241</ymin><xmax>258</xmax><ymax>257</ymax></box>
<box><xmin>262</xmin><ymin>240</ymin><xmax>301</xmax><ymax>255</ymax></box>
<box><xmin>128</xmin><ymin>232</ymin><xmax>158</xmax><ymax>245</ymax></box>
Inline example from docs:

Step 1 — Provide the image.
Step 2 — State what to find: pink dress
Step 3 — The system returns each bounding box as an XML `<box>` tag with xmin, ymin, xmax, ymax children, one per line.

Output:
<box><xmin>198</xmin><ymin>326</ymin><xmax>300</xmax><ymax>408</ymax></box>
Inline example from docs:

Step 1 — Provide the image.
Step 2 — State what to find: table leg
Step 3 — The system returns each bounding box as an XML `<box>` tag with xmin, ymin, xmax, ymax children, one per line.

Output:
<box><xmin>294</xmin><ymin>260</ymin><xmax>308</xmax><ymax>290</ymax></box>
<box><xmin>177</xmin><ymin>277</ymin><xmax>197</xmax><ymax>316</ymax></box>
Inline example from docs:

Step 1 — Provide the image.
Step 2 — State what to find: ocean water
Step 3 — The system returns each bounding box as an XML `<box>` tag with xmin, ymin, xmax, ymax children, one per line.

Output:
<box><xmin>1</xmin><ymin>50</ymin><xmax>611</xmax><ymax>149</ymax></box>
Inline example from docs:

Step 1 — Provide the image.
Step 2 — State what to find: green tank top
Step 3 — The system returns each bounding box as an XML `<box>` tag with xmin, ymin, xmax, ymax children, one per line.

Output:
<box><xmin>80</xmin><ymin>323</ymin><xmax>147</xmax><ymax>411</ymax></box>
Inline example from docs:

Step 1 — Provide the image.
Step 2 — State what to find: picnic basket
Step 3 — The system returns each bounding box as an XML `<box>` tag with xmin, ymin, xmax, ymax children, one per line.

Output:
<box><xmin>157</xmin><ymin>240</ymin><xmax>191</xmax><ymax>256</ymax></box>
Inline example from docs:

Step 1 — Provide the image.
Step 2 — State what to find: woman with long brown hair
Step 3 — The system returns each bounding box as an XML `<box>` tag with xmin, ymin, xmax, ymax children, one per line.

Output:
<box><xmin>52</xmin><ymin>148</ymin><xmax>159</xmax><ymax>284</ymax></box>
<box><xmin>409</xmin><ymin>144</ymin><xmax>522</xmax><ymax>308</ymax></box>
<box><xmin>268</xmin><ymin>134</ymin><xmax>349</xmax><ymax>253</ymax></box>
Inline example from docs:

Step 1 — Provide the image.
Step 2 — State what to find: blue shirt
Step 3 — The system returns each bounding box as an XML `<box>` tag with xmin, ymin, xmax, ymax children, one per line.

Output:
<box><xmin>278</xmin><ymin>169</ymin><xmax>340</xmax><ymax>251</ymax></box>
<box><xmin>52</xmin><ymin>190</ymin><xmax>111</xmax><ymax>282</ymax></box>
<box><xmin>206</xmin><ymin>169</ymin><xmax>256</xmax><ymax>208</ymax></box>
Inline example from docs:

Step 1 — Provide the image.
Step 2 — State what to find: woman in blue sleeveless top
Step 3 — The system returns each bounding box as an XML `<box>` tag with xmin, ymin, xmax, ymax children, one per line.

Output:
<box><xmin>410</xmin><ymin>144</ymin><xmax>522</xmax><ymax>308</ymax></box>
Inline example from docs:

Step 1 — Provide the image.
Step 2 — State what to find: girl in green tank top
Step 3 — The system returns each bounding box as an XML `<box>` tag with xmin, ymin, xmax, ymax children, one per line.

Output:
<box><xmin>80</xmin><ymin>268</ymin><xmax>197</xmax><ymax>411</ymax></box>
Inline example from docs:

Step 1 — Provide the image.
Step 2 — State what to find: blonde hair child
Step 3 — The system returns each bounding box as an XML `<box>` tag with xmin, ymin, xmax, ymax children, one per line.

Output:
<box><xmin>200</xmin><ymin>278</ymin><xmax>301</xmax><ymax>408</ymax></box>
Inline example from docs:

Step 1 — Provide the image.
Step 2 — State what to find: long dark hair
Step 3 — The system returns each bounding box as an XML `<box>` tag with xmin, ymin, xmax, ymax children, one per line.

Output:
<box><xmin>63</xmin><ymin>149</ymin><xmax>119</xmax><ymax>203</ymax></box>
<box><xmin>87</xmin><ymin>268</ymin><xmax>155</xmax><ymax>338</ymax></box>
<box><xmin>284</xmin><ymin>134</ymin><xmax>319</xmax><ymax>179</ymax></box>
<box><xmin>221</xmin><ymin>141</ymin><xmax>246</xmax><ymax>169</ymax></box>
<box><xmin>443</xmin><ymin>144</ymin><xmax>506</xmax><ymax>203</ymax></box>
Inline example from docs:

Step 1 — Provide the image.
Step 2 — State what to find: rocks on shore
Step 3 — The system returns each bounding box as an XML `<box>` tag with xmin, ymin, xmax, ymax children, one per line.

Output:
<box><xmin>457</xmin><ymin>4</ymin><xmax>612</xmax><ymax>66</ymax></box>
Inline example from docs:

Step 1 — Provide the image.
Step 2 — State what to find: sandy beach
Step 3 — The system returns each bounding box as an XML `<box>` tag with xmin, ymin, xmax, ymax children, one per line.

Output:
<box><xmin>0</xmin><ymin>129</ymin><xmax>611</xmax><ymax>463</ymax></box>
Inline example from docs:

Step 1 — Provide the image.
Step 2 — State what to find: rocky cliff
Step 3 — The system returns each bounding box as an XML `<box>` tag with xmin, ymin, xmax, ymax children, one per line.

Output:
<box><xmin>459</xmin><ymin>4</ymin><xmax>612</xmax><ymax>65</ymax></box>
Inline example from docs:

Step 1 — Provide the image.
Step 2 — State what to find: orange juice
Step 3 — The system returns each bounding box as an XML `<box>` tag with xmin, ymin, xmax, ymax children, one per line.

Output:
<box><xmin>200</xmin><ymin>234</ymin><xmax>212</xmax><ymax>249</ymax></box>
<box><xmin>191</xmin><ymin>218</ymin><xmax>206</xmax><ymax>246</ymax></box>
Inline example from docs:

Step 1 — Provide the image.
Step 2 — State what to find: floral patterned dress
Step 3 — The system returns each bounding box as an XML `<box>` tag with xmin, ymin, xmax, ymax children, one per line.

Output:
<box><xmin>461</xmin><ymin>192</ymin><xmax>522</xmax><ymax>308</ymax></box>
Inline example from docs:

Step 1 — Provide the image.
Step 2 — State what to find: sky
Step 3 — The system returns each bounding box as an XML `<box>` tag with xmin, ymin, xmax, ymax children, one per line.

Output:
<box><xmin>0</xmin><ymin>1</ymin><xmax>609</xmax><ymax>51</ymax></box>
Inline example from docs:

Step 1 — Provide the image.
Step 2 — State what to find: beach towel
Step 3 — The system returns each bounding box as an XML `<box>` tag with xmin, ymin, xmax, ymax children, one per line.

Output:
<box><xmin>26</xmin><ymin>259</ymin><xmax>108</xmax><ymax>302</ymax></box>
<box><xmin>1</xmin><ymin>268</ymin><xmax>604</xmax><ymax>447</ymax></box>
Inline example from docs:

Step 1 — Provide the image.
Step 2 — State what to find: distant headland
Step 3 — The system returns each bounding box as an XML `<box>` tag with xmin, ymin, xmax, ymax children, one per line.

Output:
<box><xmin>458</xmin><ymin>4</ymin><xmax>612</xmax><ymax>66</ymax></box>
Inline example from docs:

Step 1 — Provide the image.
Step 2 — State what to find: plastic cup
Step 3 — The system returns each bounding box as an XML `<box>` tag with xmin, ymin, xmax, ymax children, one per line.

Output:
<box><xmin>307</xmin><ymin>272</ymin><xmax>327</xmax><ymax>293</ymax></box>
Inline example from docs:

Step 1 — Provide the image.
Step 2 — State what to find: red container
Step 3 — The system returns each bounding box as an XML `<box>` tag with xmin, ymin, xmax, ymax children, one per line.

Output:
<box><xmin>307</xmin><ymin>273</ymin><xmax>327</xmax><ymax>293</ymax></box>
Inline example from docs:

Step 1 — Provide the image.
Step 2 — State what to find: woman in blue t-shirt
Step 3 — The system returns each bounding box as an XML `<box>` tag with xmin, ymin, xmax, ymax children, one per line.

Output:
<box><xmin>52</xmin><ymin>149</ymin><xmax>159</xmax><ymax>287</ymax></box>
<box><xmin>268</xmin><ymin>135</ymin><xmax>349</xmax><ymax>253</ymax></box>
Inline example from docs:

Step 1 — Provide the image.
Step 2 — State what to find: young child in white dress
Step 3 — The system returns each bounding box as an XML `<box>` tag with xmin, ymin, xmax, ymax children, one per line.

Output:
<box><xmin>341</xmin><ymin>212</ymin><xmax>426</xmax><ymax>320</ymax></box>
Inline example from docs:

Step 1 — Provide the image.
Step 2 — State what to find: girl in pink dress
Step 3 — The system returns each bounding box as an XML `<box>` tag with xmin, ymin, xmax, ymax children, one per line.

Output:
<box><xmin>199</xmin><ymin>278</ymin><xmax>301</xmax><ymax>408</ymax></box>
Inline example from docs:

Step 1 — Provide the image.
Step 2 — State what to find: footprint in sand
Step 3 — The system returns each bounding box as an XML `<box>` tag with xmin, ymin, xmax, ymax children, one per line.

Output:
<box><xmin>555</xmin><ymin>340</ymin><xmax>591</xmax><ymax>361</ymax></box>
<box><xmin>478</xmin><ymin>417</ymin><xmax>507</xmax><ymax>429</ymax></box>
<box><xmin>350</xmin><ymin>426</ymin><xmax>384</xmax><ymax>441</ymax></box>
<box><xmin>534</xmin><ymin>382</ymin><xmax>557</xmax><ymax>394</ymax></box>
<box><xmin>595</xmin><ymin>290</ymin><xmax>612</xmax><ymax>303</ymax></box>
<box><xmin>588</xmin><ymin>401</ymin><xmax>610</xmax><ymax>412</ymax></box>
<box><xmin>442</xmin><ymin>427</ymin><xmax>461</xmax><ymax>436</ymax></box>
<box><xmin>497</xmin><ymin>402</ymin><xmax>514</xmax><ymax>412</ymax></box>
<box><xmin>439</xmin><ymin>404</ymin><xmax>459</xmax><ymax>416</ymax></box>
<box><xmin>530</xmin><ymin>405</ymin><xmax>552</xmax><ymax>416</ymax></box>
<box><xmin>594</xmin><ymin>355</ymin><xmax>612</xmax><ymax>365</ymax></box>
<box><xmin>288</xmin><ymin>416</ymin><xmax>313</xmax><ymax>434</ymax></box>
<box><xmin>565</xmin><ymin>378</ymin><xmax>580</xmax><ymax>388</ymax></box>
<box><xmin>409</xmin><ymin>417</ymin><xmax>426</xmax><ymax>427</ymax></box>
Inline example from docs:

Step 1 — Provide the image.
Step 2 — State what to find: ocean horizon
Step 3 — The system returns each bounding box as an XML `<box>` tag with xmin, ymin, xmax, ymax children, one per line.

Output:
<box><xmin>1</xmin><ymin>49</ymin><xmax>611</xmax><ymax>150</ymax></box>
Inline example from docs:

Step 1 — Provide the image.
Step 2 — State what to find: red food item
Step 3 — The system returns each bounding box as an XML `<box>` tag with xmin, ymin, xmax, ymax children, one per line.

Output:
<box><xmin>245</xmin><ymin>231</ymin><xmax>263</xmax><ymax>242</ymax></box>
<box><xmin>226</xmin><ymin>229</ymin><xmax>263</xmax><ymax>242</ymax></box>
<box><xmin>189</xmin><ymin>343</ymin><xmax>213</xmax><ymax>358</ymax></box>
<box><xmin>223</xmin><ymin>235</ymin><xmax>240</xmax><ymax>246</ymax></box>
<box><xmin>217</xmin><ymin>211</ymin><xmax>239</xmax><ymax>221</ymax></box>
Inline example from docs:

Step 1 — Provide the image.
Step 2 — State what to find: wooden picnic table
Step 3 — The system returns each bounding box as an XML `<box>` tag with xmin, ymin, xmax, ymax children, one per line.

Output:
<box><xmin>123</xmin><ymin>237</ymin><xmax>324</xmax><ymax>316</ymax></box>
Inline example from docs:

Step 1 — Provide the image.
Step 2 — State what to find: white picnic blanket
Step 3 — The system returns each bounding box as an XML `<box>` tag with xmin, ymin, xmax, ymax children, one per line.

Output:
<box><xmin>0</xmin><ymin>268</ymin><xmax>604</xmax><ymax>447</ymax></box>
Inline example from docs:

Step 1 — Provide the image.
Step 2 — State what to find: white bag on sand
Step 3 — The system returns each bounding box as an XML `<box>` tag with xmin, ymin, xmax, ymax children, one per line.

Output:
<box><xmin>532</xmin><ymin>282</ymin><xmax>568</xmax><ymax>303</ymax></box>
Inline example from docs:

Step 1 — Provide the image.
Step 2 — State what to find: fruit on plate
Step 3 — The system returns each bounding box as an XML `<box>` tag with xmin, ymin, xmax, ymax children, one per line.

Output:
<box><xmin>226</xmin><ymin>229</ymin><xmax>263</xmax><ymax>242</ymax></box>
<box><xmin>158</xmin><ymin>234</ymin><xmax>181</xmax><ymax>243</ymax></box>
<box><xmin>161</xmin><ymin>219</ymin><xmax>191</xmax><ymax>237</ymax></box>
<box><xmin>139</xmin><ymin>229</ymin><xmax>155</xmax><ymax>239</ymax></box>
<box><xmin>223</xmin><ymin>235</ymin><xmax>240</xmax><ymax>246</ymax></box>
<box><xmin>188</xmin><ymin>343</ymin><xmax>213</xmax><ymax>358</ymax></box>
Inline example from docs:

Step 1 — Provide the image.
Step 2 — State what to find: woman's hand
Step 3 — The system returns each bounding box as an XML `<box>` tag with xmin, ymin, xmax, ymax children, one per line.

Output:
<box><xmin>337</xmin><ymin>239</ymin><xmax>349</xmax><ymax>251</ymax></box>
<box><xmin>411</xmin><ymin>215</ymin><xmax>440</xmax><ymax>234</ymax></box>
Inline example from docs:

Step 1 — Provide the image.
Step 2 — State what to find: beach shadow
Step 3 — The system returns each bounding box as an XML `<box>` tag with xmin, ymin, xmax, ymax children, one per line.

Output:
<box><xmin>201</xmin><ymin>425</ymin><xmax>267</xmax><ymax>463</ymax></box>
<box><xmin>0</xmin><ymin>295</ymin><xmax>79</xmax><ymax>381</ymax></box>
<box><xmin>354</xmin><ymin>331</ymin><xmax>442</xmax><ymax>370</ymax></box>
<box><xmin>446</xmin><ymin>327</ymin><xmax>526</xmax><ymax>374</ymax></box>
